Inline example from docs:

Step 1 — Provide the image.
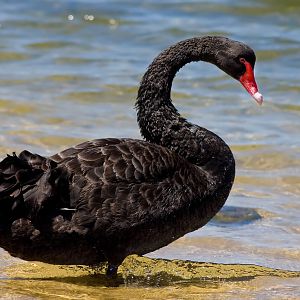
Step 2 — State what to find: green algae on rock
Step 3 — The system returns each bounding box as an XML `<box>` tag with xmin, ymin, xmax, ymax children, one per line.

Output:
<box><xmin>1</xmin><ymin>256</ymin><xmax>300</xmax><ymax>300</ymax></box>
<box><xmin>4</xmin><ymin>255</ymin><xmax>300</xmax><ymax>284</ymax></box>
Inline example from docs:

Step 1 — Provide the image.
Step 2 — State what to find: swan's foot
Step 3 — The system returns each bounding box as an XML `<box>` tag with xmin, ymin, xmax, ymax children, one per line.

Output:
<box><xmin>106</xmin><ymin>264</ymin><xmax>119</xmax><ymax>278</ymax></box>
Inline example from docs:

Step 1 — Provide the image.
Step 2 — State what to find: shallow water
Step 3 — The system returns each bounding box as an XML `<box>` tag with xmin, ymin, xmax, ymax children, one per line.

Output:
<box><xmin>0</xmin><ymin>0</ymin><xmax>300</xmax><ymax>299</ymax></box>
<box><xmin>1</xmin><ymin>256</ymin><xmax>300</xmax><ymax>300</ymax></box>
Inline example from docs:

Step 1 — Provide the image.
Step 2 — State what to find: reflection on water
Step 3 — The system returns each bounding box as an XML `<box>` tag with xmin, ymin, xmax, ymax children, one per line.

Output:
<box><xmin>0</xmin><ymin>0</ymin><xmax>300</xmax><ymax>298</ymax></box>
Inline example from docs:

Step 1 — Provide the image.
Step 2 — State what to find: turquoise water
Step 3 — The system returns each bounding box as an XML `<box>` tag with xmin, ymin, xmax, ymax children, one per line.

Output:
<box><xmin>0</xmin><ymin>0</ymin><xmax>300</xmax><ymax>298</ymax></box>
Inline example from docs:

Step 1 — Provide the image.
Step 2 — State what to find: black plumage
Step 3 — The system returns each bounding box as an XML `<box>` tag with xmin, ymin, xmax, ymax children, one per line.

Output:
<box><xmin>0</xmin><ymin>36</ymin><xmax>261</xmax><ymax>276</ymax></box>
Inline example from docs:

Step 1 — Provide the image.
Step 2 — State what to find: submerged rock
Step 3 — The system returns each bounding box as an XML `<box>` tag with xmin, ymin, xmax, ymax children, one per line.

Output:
<box><xmin>211</xmin><ymin>205</ymin><xmax>262</xmax><ymax>226</ymax></box>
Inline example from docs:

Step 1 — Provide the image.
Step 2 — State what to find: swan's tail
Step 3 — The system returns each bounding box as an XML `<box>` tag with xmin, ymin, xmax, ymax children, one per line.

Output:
<box><xmin>0</xmin><ymin>151</ymin><xmax>98</xmax><ymax>264</ymax></box>
<box><xmin>0</xmin><ymin>151</ymin><xmax>69</xmax><ymax>233</ymax></box>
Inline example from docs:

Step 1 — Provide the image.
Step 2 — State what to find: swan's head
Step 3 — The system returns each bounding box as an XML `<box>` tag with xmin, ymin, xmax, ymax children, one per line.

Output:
<box><xmin>216</xmin><ymin>39</ymin><xmax>263</xmax><ymax>105</ymax></box>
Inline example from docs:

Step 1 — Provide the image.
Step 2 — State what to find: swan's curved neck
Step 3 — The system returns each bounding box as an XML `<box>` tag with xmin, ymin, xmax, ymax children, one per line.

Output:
<box><xmin>137</xmin><ymin>37</ymin><xmax>217</xmax><ymax>109</ymax></box>
<box><xmin>136</xmin><ymin>36</ymin><xmax>234</xmax><ymax>172</ymax></box>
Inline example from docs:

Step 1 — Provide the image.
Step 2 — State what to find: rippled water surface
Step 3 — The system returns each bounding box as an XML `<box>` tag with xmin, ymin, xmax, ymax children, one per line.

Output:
<box><xmin>0</xmin><ymin>0</ymin><xmax>300</xmax><ymax>299</ymax></box>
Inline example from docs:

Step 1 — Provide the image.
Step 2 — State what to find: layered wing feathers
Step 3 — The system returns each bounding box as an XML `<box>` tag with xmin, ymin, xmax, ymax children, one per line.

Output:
<box><xmin>0</xmin><ymin>138</ymin><xmax>212</xmax><ymax>241</ymax></box>
<box><xmin>51</xmin><ymin>138</ymin><xmax>211</xmax><ymax>235</ymax></box>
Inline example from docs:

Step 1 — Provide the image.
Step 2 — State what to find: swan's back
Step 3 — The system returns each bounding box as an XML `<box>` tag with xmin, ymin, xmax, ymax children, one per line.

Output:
<box><xmin>0</xmin><ymin>137</ymin><xmax>223</xmax><ymax>267</ymax></box>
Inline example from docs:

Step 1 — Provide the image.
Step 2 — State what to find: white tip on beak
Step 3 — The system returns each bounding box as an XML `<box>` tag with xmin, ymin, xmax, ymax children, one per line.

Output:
<box><xmin>253</xmin><ymin>92</ymin><xmax>263</xmax><ymax>105</ymax></box>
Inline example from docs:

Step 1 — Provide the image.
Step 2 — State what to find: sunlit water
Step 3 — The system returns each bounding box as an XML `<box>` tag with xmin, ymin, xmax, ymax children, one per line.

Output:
<box><xmin>0</xmin><ymin>0</ymin><xmax>300</xmax><ymax>299</ymax></box>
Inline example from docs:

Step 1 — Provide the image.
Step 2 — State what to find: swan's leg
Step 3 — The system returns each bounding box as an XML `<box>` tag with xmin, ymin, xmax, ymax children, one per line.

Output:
<box><xmin>106</xmin><ymin>263</ymin><xmax>119</xmax><ymax>278</ymax></box>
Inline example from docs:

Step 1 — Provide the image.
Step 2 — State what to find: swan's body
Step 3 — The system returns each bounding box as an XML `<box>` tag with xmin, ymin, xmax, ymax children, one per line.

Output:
<box><xmin>0</xmin><ymin>36</ymin><xmax>262</xmax><ymax>276</ymax></box>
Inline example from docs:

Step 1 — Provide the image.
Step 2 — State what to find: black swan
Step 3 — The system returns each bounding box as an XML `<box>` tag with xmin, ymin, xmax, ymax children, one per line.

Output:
<box><xmin>0</xmin><ymin>36</ymin><xmax>262</xmax><ymax>277</ymax></box>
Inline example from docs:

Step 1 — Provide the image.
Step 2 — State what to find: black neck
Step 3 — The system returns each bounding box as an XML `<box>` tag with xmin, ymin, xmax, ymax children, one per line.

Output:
<box><xmin>135</xmin><ymin>36</ymin><xmax>235</xmax><ymax>173</ymax></box>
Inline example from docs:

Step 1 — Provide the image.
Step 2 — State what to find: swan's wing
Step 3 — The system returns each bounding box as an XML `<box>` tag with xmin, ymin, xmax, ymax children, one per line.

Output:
<box><xmin>51</xmin><ymin>138</ymin><xmax>214</xmax><ymax>236</ymax></box>
<box><xmin>51</xmin><ymin>138</ymin><xmax>182</xmax><ymax>184</ymax></box>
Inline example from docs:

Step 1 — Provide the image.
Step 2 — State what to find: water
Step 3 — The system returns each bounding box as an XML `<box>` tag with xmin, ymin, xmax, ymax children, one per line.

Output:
<box><xmin>0</xmin><ymin>0</ymin><xmax>300</xmax><ymax>298</ymax></box>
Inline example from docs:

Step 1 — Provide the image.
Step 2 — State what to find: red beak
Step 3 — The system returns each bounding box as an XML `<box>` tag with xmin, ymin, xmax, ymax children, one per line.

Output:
<box><xmin>239</xmin><ymin>59</ymin><xmax>263</xmax><ymax>105</ymax></box>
